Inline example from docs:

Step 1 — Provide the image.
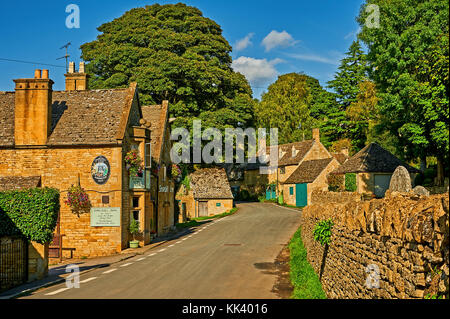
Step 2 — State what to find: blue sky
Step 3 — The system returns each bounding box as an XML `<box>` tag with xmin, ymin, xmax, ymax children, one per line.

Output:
<box><xmin>0</xmin><ymin>0</ymin><xmax>365</xmax><ymax>98</ymax></box>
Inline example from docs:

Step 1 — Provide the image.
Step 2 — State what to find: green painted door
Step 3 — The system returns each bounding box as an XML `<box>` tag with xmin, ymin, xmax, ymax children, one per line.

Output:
<box><xmin>295</xmin><ymin>183</ymin><xmax>307</xmax><ymax>207</ymax></box>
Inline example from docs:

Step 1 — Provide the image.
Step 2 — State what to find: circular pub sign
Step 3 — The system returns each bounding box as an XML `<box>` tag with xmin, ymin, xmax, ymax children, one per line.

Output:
<box><xmin>91</xmin><ymin>156</ymin><xmax>111</xmax><ymax>185</ymax></box>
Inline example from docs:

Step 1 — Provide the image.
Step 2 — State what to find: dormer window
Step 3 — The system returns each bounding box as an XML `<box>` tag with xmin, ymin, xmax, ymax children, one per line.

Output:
<box><xmin>292</xmin><ymin>146</ymin><xmax>298</xmax><ymax>157</ymax></box>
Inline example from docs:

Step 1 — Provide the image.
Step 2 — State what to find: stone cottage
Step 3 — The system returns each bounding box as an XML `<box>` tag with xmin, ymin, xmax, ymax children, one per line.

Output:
<box><xmin>263</xmin><ymin>128</ymin><xmax>335</xmax><ymax>199</ymax></box>
<box><xmin>0</xmin><ymin>65</ymin><xmax>174</xmax><ymax>259</ymax></box>
<box><xmin>176</xmin><ymin>168</ymin><xmax>234</xmax><ymax>221</ymax></box>
<box><xmin>330</xmin><ymin>143</ymin><xmax>421</xmax><ymax>197</ymax></box>
<box><xmin>280</xmin><ymin>157</ymin><xmax>341</xmax><ymax>207</ymax></box>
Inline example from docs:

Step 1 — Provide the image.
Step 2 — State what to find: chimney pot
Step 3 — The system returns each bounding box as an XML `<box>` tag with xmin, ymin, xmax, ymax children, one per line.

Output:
<box><xmin>34</xmin><ymin>69</ymin><xmax>42</xmax><ymax>79</ymax></box>
<box><xmin>68</xmin><ymin>62</ymin><xmax>75</xmax><ymax>74</ymax></box>
<box><xmin>42</xmin><ymin>69</ymin><xmax>49</xmax><ymax>79</ymax></box>
<box><xmin>79</xmin><ymin>61</ymin><xmax>85</xmax><ymax>73</ymax></box>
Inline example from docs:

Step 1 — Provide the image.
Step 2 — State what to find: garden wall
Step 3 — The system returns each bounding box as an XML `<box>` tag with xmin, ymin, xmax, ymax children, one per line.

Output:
<box><xmin>301</xmin><ymin>190</ymin><xmax>449</xmax><ymax>299</ymax></box>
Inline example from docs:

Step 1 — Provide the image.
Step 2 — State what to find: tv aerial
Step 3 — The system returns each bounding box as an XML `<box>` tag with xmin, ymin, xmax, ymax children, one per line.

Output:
<box><xmin>57</xmin><ymin>42</ymin><xmax>71</xmax><ymax>73</ymax></box>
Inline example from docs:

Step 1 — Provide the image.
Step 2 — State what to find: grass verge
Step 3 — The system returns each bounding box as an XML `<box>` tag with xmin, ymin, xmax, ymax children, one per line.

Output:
<box><xmin>289</xmin><ymin>227</ymin><xmax>326</xmax><ymax>299</ymax></box>
<box><xmin>176</xmin><ymin>207</ymin><xmax>238</xmax><ymax>229</ymax></box>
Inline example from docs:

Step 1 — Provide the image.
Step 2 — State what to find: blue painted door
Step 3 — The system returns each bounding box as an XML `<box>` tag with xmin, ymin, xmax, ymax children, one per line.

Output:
<box><xmin>295</xmin><ymin>183</ymin><xmax>307</xmax><ymax>207</ymax></box>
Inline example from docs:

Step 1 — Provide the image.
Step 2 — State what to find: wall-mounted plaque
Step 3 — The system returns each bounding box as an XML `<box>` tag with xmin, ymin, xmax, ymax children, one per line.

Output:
<box><xmin>90</xmin><ymin>207</ymin><xmax>121</xmax><ymax>227</ymax></box>
<box><xmin>91</xmin><ymin>156</ymin><xmax>110</xmax><ymax>185</ymax></box>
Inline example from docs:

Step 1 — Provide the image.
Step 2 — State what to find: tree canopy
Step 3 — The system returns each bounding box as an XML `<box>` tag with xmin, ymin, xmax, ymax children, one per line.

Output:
<box><xmin>81</xmin><ymin>3</ymin><xmax>255</xmax><ymax>130</ymax></box>
<box><xmin>357</xmin><ymin>0</ymin><xmax>449</xmax><ymax>182</ymax></box>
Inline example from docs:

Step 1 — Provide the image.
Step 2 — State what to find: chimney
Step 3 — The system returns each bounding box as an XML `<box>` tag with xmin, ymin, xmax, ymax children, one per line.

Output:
<box><xmin>65</xmin><ymin>61</ymin><xmax>89</xmax><ymax>91</ymax></box>
<box><xmin>341</xmin><ymin>148</ymin><xmax>349</xmax><ymax>157</ymax></box>
<box><xmin>312</xmin><ymin>128</ymin><xmax>320</xmax><ymax>143</ymax></box>
<box><xmin>13</xmin><ymin>69</ymin><xmax>54</xmax><ymax>146</ymax></box>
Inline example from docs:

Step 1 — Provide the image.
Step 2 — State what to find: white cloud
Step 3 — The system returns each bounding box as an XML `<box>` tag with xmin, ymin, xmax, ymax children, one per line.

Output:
<box><xmin>232</xmin><ymin>56</ymin><xmax>283</xmax><ymax>86</ymax></box>
<box><xmin>344</xmin><ymin>27</ymin><xmax>362</xmax><ymax>40</ymax></box>
<box><xmin>286</xmin><ymin>53</ymin><xmax>341</xmax><ymax>65</ymax></box>
<box><xmin>262</xmin><ymin>30</ymin><xmax>297</xmax><ymax>52</ymax></box>
<box><xmin>235</xmin><ymin>33</ymin><xmax>254</xmax><ymax>51</ymax></box>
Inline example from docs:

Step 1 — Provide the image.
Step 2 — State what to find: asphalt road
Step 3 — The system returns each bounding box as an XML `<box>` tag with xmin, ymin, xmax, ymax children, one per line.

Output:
<box><xmin>21</xmin><ymin>202</ymin><xmax>302</xmax><ymax>299</ymax></box>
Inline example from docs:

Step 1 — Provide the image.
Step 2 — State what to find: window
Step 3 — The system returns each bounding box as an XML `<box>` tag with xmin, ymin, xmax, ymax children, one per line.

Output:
<box><xmin>289</xmin><ymin>187</ymin><xmax>294</xmax><ymax>195</ymax></box>
<box><xmin>145</xmin><ymin>143</ymin><xmax>151</xmax><ymax>169</ymax></box>
<box><xmin>132</xmin><ymin>196</ymin><xmax>140</xmax><ymax>221</ymax></box>
<box><xmin>280</xmin><ymin>167</ymin><xmax>285</xmax><ymax>174</ymax></box>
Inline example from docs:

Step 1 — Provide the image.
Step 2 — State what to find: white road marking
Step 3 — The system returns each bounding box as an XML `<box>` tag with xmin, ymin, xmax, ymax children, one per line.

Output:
<box><xmin>176</xmin><ymin>241</ymin><xmax>182</xmax><ymax>244</ymax></box>
<box><xmin>80</xmin><ymin>277</ymin><xmax>97</xmax><ymax>284</ymax></box>
<box><xmin>45</xmin><ymin>287</ymin><xmax>70</xmax><ymax>296</ymax></box>
<box><xmin>181</xmin><ymin>238</ymin><xmax>188</xmax><ymax>241</ymax></box>
<box><xmin>168</xmin><ymin>244</ymin><xmax>174</xmax><ymax>247</ymax></box>
<box><xmin>102</xmin><ymin>268</ymin><xmax>117</xmax><ymax>274</ymax></box>
<box><xmin>148</xmin><ymin>253</ymin><xmax>156</xmax><ymax>256</ymax></box>
<box><xmin>120</xmin><ymin>263</ymin><xmax>133</xmax><ymax>267</ymax></box>
<box><xmin>158</xmin><ymin>248</ymin><xmax>166</xmax><ymax>252</ymax></box>
<box><xmin>136</xmin><ymin>257</ymin><xmax>146</xmax><ymax>261</ymax></box>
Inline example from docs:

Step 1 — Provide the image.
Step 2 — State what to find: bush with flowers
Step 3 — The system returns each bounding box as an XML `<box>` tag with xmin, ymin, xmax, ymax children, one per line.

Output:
<box><xmin>125</xmin><ymin>149</ymin><xmax>144</xmax><ymax>177</ymax></box>
<box><xmin>65</xmin><ymin>185</ymin><xmax>91</xmax><ymax>215</ymax></box>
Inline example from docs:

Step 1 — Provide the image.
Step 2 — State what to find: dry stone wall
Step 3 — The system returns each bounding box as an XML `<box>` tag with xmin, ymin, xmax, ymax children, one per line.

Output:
<box><xmin>302</xmin><ymin>191</ymin><xmax>449</xmax><ymax>299</ymax></box>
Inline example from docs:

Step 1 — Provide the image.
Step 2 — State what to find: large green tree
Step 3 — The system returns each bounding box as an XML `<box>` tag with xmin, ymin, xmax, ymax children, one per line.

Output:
<box><xmin>357</xmin><ymin>0</ymin><xmax>449</xmax><ymax>183</ymax></box>
<box><xmin>80</xmin><ymin>3</ymin><xmax>254</xmax><ymax>130</ymax></box>
<box><xmin>327</xmin><ymin>40</ymin><xmax>369</xmax><ymax>150</ymax></box>
<box><xmin>255</xmin><ymin>73</ymin><xmax>323</xmax><ymax>145</ymax></box>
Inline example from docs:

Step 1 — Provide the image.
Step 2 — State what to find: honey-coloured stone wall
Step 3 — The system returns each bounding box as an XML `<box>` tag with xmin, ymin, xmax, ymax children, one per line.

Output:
<box><xmin>301</xmin><ymin>191</ymin><xmax>449</xmax><ymax>299</ymax></box>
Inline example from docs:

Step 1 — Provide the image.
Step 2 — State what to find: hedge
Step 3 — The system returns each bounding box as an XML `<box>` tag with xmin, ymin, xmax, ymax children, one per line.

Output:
<box><xmin>345</xmin><ymin>173</ymin><xmax>357</xmax><ymax>192</ymax></box>
<box><xmin>0</xmin><ymin>187</ymin><xmax>60</xmax><ymax>243</ymax></box>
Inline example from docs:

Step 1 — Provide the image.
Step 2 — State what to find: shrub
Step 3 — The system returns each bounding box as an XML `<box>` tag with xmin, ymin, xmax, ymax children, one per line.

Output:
<box><xmin>313</xmin><ymin>219</ymin><xmax>334</xmax><ymax>246</ymax></box>
<box><xmin>129</xmin><ymin>219</ymin><xmax>140</xmax><ymax>241</ymax></box>
<box><xmin>345</xmin><ymin>173</ymin><xmax>357</xmax><ymax>192</ymax></box>
<box><xmin>239</xmin><ymin>189</ymin><xmax>250</xmax><ymax>201</ymax></box>
<box><xmin>0</xmin><ymin>188</ymin><xmax>60</xmax><ymax>244</ymax></box>
<box><xmin>327</xmin><ymin>174</ymin><xmax>344</xmax><ymax>192</ymax></box>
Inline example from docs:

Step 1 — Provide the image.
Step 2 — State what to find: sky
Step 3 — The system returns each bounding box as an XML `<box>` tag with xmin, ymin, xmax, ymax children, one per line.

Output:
<box><xmin>0</xmin><ymin>0</ymin><xmax>365</xmax><ymax>98</ymax></box>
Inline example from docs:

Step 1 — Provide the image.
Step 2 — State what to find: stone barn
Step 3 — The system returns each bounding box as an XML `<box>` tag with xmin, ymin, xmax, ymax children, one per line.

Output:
<box><xmin>176</xmin><ymin>168</ymin><xmax>234</xmax><ymax>221</ymax></box>
<box><xmin>330</xmin><ymin>143</ymin><xmax>420</xmax><ymax>198</ymax></box>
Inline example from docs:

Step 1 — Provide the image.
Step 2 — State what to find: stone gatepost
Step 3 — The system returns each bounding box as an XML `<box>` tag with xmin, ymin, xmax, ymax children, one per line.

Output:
<box><xmin>28</xmin><ymin>242</ymin><xmax>49</xmax><ymax>282</ymax></box>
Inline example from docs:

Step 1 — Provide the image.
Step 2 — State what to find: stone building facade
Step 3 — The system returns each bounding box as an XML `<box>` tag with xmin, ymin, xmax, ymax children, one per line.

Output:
<box><xmin>176</xmin><ymin>168</ymin><xmax>234</xmax><ymax>221</ymax></box>
<box><xmin>0</xmin><ymin>65</ymin><xmax>174</xmax><ymax>259</ymax></box>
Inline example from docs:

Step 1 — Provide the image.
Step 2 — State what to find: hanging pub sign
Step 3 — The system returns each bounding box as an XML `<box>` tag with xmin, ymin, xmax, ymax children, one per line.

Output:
<box><xmin>91</xmin><ymin>156</ymin><xmax>111</xmax><ymax>185</ymax></box>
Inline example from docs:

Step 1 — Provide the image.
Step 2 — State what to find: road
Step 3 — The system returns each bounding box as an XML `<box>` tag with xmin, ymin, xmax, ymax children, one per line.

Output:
<box><xmin>21</xmin><ymin>202</ymin><xmax>302</xmax><ymax>299</ymax></box>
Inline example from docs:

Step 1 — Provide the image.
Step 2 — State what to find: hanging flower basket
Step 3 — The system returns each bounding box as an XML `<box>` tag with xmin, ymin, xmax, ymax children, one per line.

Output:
<box><xmin>65</xmin><ymin>184</ymin><xmax>91</xmax><ymax>216</ymax></box>
<box><xmin>172</xmin><ymin>164</ymin><xmax>182</xmax><ymax>181</ymax></box>
<box><xmin>125</xmin><ymin>149</ymin><xmax>144</xmax><ymax>177</ymax></box>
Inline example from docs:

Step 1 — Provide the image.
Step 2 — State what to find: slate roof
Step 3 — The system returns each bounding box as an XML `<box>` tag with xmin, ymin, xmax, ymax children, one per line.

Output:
<box><xmin>331</xmin><ymin>143</ymin><xmax>421</xmax><ymax>174</ymax></box>
<box><xmin>276</xmin><ymin>140</ymin><xmax>315</xmax><ymax>167</ymax></box>
<box><xmin>190</xmin><ymin>168</ymin><xmax>234</xmax><ymax>199</ymax></box>
<box><xmin>283</xmin><ymin>158</ymin><xmax>334</xmax><ymax>184</ymax></box>
<box><xmin>0</xmin><ymin>88</ymin><xmax>133</xmax><ymax>147</ymax></box>
<box><xmin>0</xmin><ymin>176</ymin><xmax>41</xmax><ymax>191</ymax></box>
<box><xmin>141</xmin><ymin>102</ymin><xmax>168</xmax><ymax>163</ymax></box>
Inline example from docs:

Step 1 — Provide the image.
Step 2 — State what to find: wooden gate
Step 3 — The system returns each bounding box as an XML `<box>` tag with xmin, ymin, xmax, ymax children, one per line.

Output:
<box><xmin>0</xmin><ymin>236</ymin><xmax>28</xmax><ymax>293</ymax></box>
<box><xmin>48</xmin><ymin>213</ymin><xmax>61</xmax><ymax>260</ymax></box>
<box><xmin>198</xmin><ymin>201</ymin><xmax>208</xmax><ymax>217</ymax></box>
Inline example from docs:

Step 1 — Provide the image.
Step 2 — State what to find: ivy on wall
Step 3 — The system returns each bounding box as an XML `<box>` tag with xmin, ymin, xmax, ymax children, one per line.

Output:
<box><xmin>345</xmin><ymin>173</ymin><xmax>357</xmax><ymax>192</ymax></box>
<box><xmin>0</xmin><ymin>188</ymin><xmax>60</xmax><ymax>244</ymax></box>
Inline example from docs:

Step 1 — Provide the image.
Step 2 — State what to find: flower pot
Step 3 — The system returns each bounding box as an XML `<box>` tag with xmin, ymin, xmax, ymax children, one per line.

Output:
<box><xmin>129</xmin><ymin>240</ymin><xmax>140</xmax><ymax>248</ymax></box>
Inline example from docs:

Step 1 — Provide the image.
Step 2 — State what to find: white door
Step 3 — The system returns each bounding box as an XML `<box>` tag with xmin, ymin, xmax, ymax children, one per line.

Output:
<box><xmin>374</xmin><ymin>174</ymin><xmax>392</xmax><ymax>198</ymax></box>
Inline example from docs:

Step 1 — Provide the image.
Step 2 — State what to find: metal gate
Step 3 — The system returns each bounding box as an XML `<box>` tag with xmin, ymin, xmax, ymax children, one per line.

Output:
<box><xmin>0</xmin><ymin>236</ymin><xmax>28</xmax><ymax>292</ymax></box>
